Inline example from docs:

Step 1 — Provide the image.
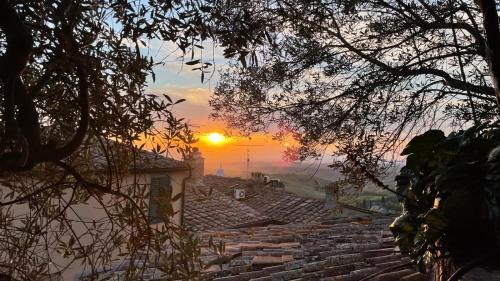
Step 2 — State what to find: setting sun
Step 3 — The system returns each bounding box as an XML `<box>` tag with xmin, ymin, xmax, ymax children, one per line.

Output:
<box><xmin>207</xmin><ymin>132</ymin><xmax>226</xmax><ymax>144</ymax></box>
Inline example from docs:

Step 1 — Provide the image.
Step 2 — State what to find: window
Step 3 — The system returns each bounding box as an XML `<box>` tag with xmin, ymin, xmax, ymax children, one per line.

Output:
<box><xmin>148</xmin><ymin>176</ymin><xmax>172</xmax><ymax>223</ymax></box>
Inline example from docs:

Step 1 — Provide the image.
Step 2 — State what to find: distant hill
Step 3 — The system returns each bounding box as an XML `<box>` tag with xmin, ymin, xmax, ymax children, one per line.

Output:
<box><xmin>206</xmin><ymin>160</ymin><xmax>403</xmax><ymax>201</ymax></box>
<box><xmin>266</xmin><ymin>173</ymin><xmax>329</xmax><ymax>199</ymax></box>
<box><xmin>205</xmin><ymin>160</ymin><xmax>343</xmax><ymax>180</ymax></box>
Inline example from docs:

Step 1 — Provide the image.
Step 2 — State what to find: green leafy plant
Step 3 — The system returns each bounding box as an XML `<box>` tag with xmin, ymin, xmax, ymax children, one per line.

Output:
<box><xmin>391</xmin><ymin>125</ymin><xmax>500</xmax><ymax>272</ymax></box>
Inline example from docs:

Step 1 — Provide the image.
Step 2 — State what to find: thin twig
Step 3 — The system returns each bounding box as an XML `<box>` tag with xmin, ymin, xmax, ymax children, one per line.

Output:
<box><xmin>449</xmin><ymin>1</ymin><xmax>478</xmax><ymax>125</ymax></box>
<box><xmin>347</xmin><ymin>155</ymin><xmax>415</xmax><ymax>203</ymax></box>
<box><xmin>0</xmin><ymin>174</ymin><xmax>68</xmax><ymax>207</ymax></box>
<box><xmin>53</xmin><ymin>160</ymin><xmax>151</xmax><ymax>232</ymax></box>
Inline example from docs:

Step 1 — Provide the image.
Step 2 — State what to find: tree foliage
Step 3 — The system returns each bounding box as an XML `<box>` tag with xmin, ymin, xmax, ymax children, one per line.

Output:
<box><xmin>0</xmin><ymin>0</ymin><xmax>229</xmax><ymax>279</ymax></box>
<box><xmin>210</xmin><ymin>0</ymin><xmax>500</xmax><ymax>180</ymax></box>
<box><xmin>0</xmin><ymin>0</ymin><xmax>221</xmax><ymax>171</ymax></box>
<box><xmin>2</xmin><ymin>0</ymin><xmax>500</xmax><ymax>279</ymax></box>
<box><xmin>208</xmin><ymin>2</ymin><xmax>500</xmax><ymax>275</ymax></box>
<box><xmin>391</xmin><ymin>124</ymin><xmax>500</xmax><ymax>275</ymax></box>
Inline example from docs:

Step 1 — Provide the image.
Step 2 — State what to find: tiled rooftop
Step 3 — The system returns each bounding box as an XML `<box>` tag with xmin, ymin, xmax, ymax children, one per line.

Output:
<box><xmin>184</xmin><ymin>186</ymin><xmax>276</xmax><ymax>231</ymax></box>
<box><xmin>200</xmin><ymin>216</ymin><xmax>429</xmax><ymax>281</ymax></box>
<box><xmin>185</xmin><ymin>176</ymin><xmax>428</xmax><ymax>281</ymax></box>
<box><xmin>184</xmin><ymin>176</ymin><xmax>337</xmax><ymax>231</ymax></box>
<box><xmin>201</xmin><ymin>175</ymin><xmax>250</xmax><ymax>193</ymax></box>
<box><xmin>90</xmin><ymin>141</ymin><xmax>189</xmax><ymax>172</ymax></box>
<box><xmin>184</xmin><ymin>176</ymin><xmax>378</xmax><ymax>231</ymax></box>
<box><xmin>243</xmin><ymin>189</ymin><xmax>332</xmax><ymax>224</ymax></box>
<box><xmin>132</xmin><ymin>149</ymin><xmax>189</xmax><ymax>171</ymax></box>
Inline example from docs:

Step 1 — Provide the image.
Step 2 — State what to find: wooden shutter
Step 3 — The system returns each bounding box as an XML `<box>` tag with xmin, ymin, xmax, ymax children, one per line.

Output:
<box><xmin>148</xmin><ymin>176</ymin><xmax>171</xmax><ymax>223</ymax></box>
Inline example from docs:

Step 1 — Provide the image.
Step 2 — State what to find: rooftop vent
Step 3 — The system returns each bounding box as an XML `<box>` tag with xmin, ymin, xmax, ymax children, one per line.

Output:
<box><xmin>234</xmin><ymin>188</ymin><xmax>246</xmax><ymax>200</ymax></box>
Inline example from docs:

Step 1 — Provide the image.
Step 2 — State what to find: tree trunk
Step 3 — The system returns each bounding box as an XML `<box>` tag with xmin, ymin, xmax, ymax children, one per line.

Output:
<box><xmin>476</xmin><ymin>0</ymin><xmax>500</xmax><ymax>106</ymax></box>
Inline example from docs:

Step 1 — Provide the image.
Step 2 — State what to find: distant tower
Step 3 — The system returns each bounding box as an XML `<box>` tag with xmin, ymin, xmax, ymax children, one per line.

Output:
<box><xmin>216</xmin><ymin>163</ymin><xmax>224</xmax><ymax>177</ymax></box>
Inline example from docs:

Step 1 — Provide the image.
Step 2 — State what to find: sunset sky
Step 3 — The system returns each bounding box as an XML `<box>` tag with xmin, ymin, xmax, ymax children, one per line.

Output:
<box><xmin>145</xmin><ymin>42</ymin><xmax>296</xmax><ymax>177</ymax></box>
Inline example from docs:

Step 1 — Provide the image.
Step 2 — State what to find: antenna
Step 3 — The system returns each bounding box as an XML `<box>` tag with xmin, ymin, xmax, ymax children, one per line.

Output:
<box><xmin>232</xmin><ymin>137</ymin><xmax>264</xmax><ymax>179</ymax></box>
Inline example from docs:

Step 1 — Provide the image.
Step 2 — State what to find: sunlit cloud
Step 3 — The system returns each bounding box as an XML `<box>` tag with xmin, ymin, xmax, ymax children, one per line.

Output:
<box><xmin>144</xmin><ymin>45</ymin><xmax>306</xmax><ymax>177</ymax></box>
<box><xmin>147</xmin><ymin>85</ymin><xmax>211</xmax><ymax>106</ymax></box>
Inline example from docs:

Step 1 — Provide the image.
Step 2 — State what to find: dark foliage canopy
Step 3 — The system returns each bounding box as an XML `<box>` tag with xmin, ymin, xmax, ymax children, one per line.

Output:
<box><xmin>392</xmin><ymin>125</ymin><xmax>500</xmax><ymax>275</ymax></box>
<box><xmin>0</xmin><ymin>0</ymin><xmax>242</xmax><ymax>279</ymax></box>
<box><xmin>210</xmin><ymin>0</ymin><xmax>500</xmax><ymax>180</ymax></box>
<box><xmin>2</xmin><ymin>0</ymin><xmax>500</xmax><ymax>279</ymax></box>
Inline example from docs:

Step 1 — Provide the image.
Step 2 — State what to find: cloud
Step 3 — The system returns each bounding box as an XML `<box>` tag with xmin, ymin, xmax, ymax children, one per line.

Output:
<box><xmin>146</xmin><ymin>85</ymin><xmax>218</xmax><ymax>128</ymax></box>
<box><xmin>147</xmin><ymin>85</ymin><xmax>212</xmax><ymax>106</ymax></box>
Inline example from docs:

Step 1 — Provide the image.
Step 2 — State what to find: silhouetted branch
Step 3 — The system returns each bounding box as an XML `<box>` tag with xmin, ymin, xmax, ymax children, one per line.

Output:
<box><xmin>0</xmin><ymin>174</ymin><xmax>68</xmax><ymax>207</ymax></box>
<box><xmin>39</xmin><ymin>0</ymin><xmax>89</xmax><ymax>162</ymax></box>
<box><xmin>347</xmin><ymin>155</ymin><xmax>414</xmax><ymax>203</ymax></box>
<box><xmin>0</xmin><ymin>0</ymin><xmax>89</xmax><ymax>171</ymax></box>
<box><xmin>53</xmin><ymin>161</ymin><xmax>152</xmax><ymax>233</ymax></box>
<box><xmin>0</xmin><ymin>0</ymin><xmax>37</xmax><ymax>169</ymax></box>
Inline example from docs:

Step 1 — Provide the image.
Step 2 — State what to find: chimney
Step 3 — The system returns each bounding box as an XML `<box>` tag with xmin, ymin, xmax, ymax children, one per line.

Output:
<box><xmin>263</xmin><ymin>176</ymin><xmax>270</xmax><ymax>184</ymax></box>
<box><xmin>324</xmin><ymin>183</ymin><xmax>339</xmax><ymax>212</ymax></box>
<box><xmin>251</xmin><ymin>172</ymin><xmax>265</xmax><ymax>183</ymax></box>
<box><xmin>187</xmin><ymin>147</ymin><xmax>204</xmax><ymax>185</ymax></box>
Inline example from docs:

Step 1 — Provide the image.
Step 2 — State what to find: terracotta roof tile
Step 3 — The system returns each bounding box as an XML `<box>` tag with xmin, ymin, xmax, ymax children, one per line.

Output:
<box><xmin>184</xmin><ymin>186</ymin><xmax>270</xmax><ymax>231</ymax></box>
<box><xmin>193</xmin><ymin>176</ymin><xmax>335</xmax><ymax>225</ymax></box>
<box><xmin>199</xmin><ymin>217</ymin><xmax>430</xmax><ymax>281</ymax></box>
<box><xmin>90</xmin><ymin>141</ymin><xmax>189</xmax><ymax>172</ymax></box>
<box><xmin>183</xmin><ymin>177</ymin><xmax>428</xmax><ymax>281</ymax></box>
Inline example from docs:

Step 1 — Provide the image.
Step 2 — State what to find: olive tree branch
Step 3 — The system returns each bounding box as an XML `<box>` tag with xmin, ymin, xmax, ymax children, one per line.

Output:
<box><xmin>0</xmin><ymin>173</ymin><xmax>68</xmax><ymax>207</ymax></box>
<box><xmin>347</xmin><ymin>155</ymin><xmax>416</xmax><ymax>205</ymax></box>
<box><xmin>53</xmin><ymin>161</ymin><xmax>152</xmax><ymax>236</ymax></box>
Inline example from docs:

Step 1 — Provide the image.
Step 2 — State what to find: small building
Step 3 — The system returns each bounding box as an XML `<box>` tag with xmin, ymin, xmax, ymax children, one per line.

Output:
<box><xmin>250</xmin><ymin>171</ymin><xmax>285</xmax><ymax>189</ymax></box>
<box><xmin>28</xmin><ymin>145</ymin><xmax>192</xmax><ymax>280</ymax></box>
<box><xmin>268</xmin><ymin>178</ymin><xmax>285</xmax><ymax>189</ymax></box>
<box><xmin>251</xmin><ymin>172</ymin><xmax>265</xmax><ymax>183</ymax></box>
<box><xmin>90</xmin><ymin>144</ymin><xmax>192</xmax><ymax>226</ymax></box>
